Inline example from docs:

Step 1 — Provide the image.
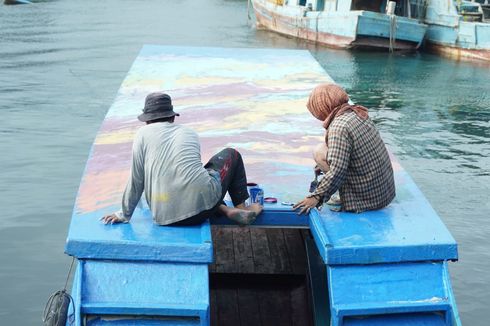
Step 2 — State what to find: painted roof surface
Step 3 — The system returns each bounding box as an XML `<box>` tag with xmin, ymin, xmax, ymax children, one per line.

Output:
<box><xmin>65</xmin><ymin>45</ymin><xmax>457</xmax><ymax>264</ymax></box>
<box><xmin>65</xmin><ymin>46</ymin><xmax>332</xmax><ymax>260</ymax></box>
<box><xmin>76</xmin><ymin>45</ymin><xmax>332</xmax><ymax>217</ymax></box>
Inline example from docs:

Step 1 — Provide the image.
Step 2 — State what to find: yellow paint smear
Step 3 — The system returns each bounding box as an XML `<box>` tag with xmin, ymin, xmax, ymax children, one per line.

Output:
<box><xmin>95</xmin><ymin>130</ymin><xmax>136</xmax><ymax>145</ymax></box>
<box><xmin>152</xmin><ymin>193</ymin><xmax>170</xmax><ymax>203</ymax></box>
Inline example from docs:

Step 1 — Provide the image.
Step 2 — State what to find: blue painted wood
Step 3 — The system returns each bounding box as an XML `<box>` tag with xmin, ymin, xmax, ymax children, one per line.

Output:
<box><xmin>68</xmin><ymin>260</ymin><xmax>209</xmax><ymax>325</ymax></box>
<box><xmin>357</xmin><ymin>12</ymin><xmax>427</xmax><ymax>43</ymax></box>
<box><xmin>328</xmin><ymin>261</ymin><xmax>454</xmax><ymax>325</ymax></box>
<box><xmin>424</xmin><ymin>0</ymin><xmax>490</xmax><ymax>60</ymax></box>
<box><xmin>211</xmin><ymin>202</ymin><xmax>309</xmax><ymax>227</ymax></box>
<box><xmin>86</xmin><ymin>316</ymin><xmax>200</xmax><ymax>326</ymax></box>
<box><xmin>81</xmin><ymin>260</ymin><xmax>209</xmax><ymax>315</ymax></box>
<box><xmin>308</xmin><ymin>161</ymin><xmax>458</xmax><ymax>265</ymax></box>
<box><xmin>82</xmin><ymin>303</ymin><xmax>209</xmax><ymax>317</ymax></box>
<box><xmin>343</xmin><ymin>312</ymin><xmax>447</xmax><ymax>326</ymax></box>
<box><xmin>252</xmin><ymin>0</ymin><xmax>427</xmax><ymax>50</ymax></box>
<box><xmin>65</xmin><ymin>208</ymin><xmax>213</xmax><ymax>263</ymax></box>
<box><xmin>73</xmin><ymin>261</ymin><xmax>83</xmax><ymax>326</ymax></box>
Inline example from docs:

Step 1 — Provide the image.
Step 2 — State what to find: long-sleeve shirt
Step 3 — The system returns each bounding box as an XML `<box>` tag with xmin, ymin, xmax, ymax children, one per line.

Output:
<box><xmin>310</xmin><ymin>111</ymin><xmax>395</xmax><ymax>212</ymax></box>
<box><xmin>121</xmin><ymin>122</ymin><xmax>222</xmax><ymax>225</ymax></box>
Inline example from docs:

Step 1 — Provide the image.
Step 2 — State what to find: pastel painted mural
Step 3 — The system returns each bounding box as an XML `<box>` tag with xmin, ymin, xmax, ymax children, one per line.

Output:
<box><xmin>75</xmin><ymin>45</ymin><xmax>335</xmax><ymax>216</ymax></box>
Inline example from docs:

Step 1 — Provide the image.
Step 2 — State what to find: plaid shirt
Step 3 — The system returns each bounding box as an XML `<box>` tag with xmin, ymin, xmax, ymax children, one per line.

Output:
<box><xmin>310</xmin><ymin>111</ymin><xmax>395</xmax><ymax>212</ymax></box>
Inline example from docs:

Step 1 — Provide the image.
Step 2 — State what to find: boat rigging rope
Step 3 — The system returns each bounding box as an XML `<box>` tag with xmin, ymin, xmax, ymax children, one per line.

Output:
<box><xmin>43</xmin><ymin>257</ymin><xmax>76</xmax><ymax>326</ymax></box>
<box><xmin>389</xmin><ymin>14</ymin><xmax>397</xmax><ymax>52</ymax></box>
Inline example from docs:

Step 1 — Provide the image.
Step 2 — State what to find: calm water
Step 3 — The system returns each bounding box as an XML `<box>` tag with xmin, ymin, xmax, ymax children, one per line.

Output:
<box><xmin>0</xmin><ymin>0</ymin><xmax>489</xmax><ymax>324</ymax></box>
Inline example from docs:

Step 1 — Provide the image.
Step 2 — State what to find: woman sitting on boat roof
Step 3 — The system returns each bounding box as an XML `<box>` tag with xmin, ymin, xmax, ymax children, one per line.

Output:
<box><xmin>294</xmin><ymin>84</ymin><xmax>395</xmax><ymax>214</ymax></box>
<box><xmin>101</xmin><ymin>92</ymin><xmax>262</xmax><ymax>226</ymax></box>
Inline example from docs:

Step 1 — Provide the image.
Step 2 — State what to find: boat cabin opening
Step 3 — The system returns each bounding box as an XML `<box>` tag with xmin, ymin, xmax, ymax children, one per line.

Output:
<box><xmin>291</xmin><ymin>0</ymin><xmax>427</xmax><ymax>17</ymax></box>
<box><xmin>350</xmin><ymin>0</ymin><xmax>416</xmax><ymax>17</ymax></box>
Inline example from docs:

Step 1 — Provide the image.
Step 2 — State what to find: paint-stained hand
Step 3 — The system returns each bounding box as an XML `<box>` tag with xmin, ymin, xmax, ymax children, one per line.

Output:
<box><xmin>314</xmin><ymin>164</ymin><xmax>323</xmax><ymax>176</ymax></box>
<box><xmin>100</xmin><ymin>211</ymin><xmax>129</xmax><ymax>224</ymax></box>
<box><xmin>293</xmin><ymin>196</ymin><xmax>320</xmax><ymax>215</ymax></box>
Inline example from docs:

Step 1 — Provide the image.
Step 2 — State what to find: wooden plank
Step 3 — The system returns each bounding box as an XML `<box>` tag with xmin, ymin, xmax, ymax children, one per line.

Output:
<box><xmin>232</xmin><ymin>228</ymin><xmax>255</xmax><ymax>274</ymax></box>
<box><xmin>266</xmin><ymin>229</ymin><xmax>291</xmax><ymax>274</ymax></box>
<box><xmin>250</xmin><ymin>228</ymin><xmax>275</xmax><ymax>274</ymax></box>
<box><xmin>257</xmin><ymin>288</ymin><xmax>292</xmax><ymax>326</ymax></box>
<box><xmin>213</xmin><ymin>227</ymin><xmax>235</xmax><ymax>273</ymax></box>
<box><xmin>209</xmin><ymin>227</ymin><xmax>217</xmax><ymax>273</ymax></box>
<box><xmin>290</xmin><ymin>283</ymin><xmax>313</xmax><ymax>326</ymax></box>
<box><xmin>210</xmin><ymin>288</ymin><xmax>218</xmax><ymax>326</ymax></box>
<box><xmin>216</xmin><ymin>288</ymin><xmax>240</xmax><ymax>326</ymax></box>
<box><xmin>305</xmin><ymin>236</ymin><xmax>330</xmax><ymax>326</ymax></box>
<box><xmin>237</xmin><ymin>288</ymin><xmax>262</xmax><ymax>326</ymax></box>
<box><xmin>283</xmin><ymin>229</ymin><xmax>308</xmax><ymax>275</ymax></box>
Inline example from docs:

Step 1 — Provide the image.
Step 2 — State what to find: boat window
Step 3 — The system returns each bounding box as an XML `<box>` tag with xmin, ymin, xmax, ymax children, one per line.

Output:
<box><xmin>316</xmin><ymin>0</ymin><xmax>325</xmax><ymax>10</ymax></box>
<box><xmin>299</xmin><ymin>0</ymin><xmax>307</xmax><ymax>5</ymax></box>
<box><xmin>409</xmin><ymin>0</ymin><xmax>428</xmax><ymax>19</ymax></box>
<box><xmin>351</xmin><ymin>0</ymin><xmax>411</xmax><ymax>17</ymax></box>
<box><xmin>351</xmin><ymin>0</ymin><xmax>385</xmax><ymax>12</ymax></box>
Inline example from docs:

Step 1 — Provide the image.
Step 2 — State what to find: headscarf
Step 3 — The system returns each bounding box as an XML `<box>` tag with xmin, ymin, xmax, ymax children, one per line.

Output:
<box><xmin>306</xmin><ymin>83</ymin><xmax>369</xmax><ymax>141</ymax></box>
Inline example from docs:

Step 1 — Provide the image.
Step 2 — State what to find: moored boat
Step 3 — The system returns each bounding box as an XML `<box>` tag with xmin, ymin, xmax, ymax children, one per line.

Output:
<box><xmin>251</xmin><ymin>0</ymin><xmax>428</xmax><ymax>51</ymax></box>
<box><xmin>423</xmin><ymin>0</ymin><xmax>490</xmax><ymax>61</ymax></box>
<box><xmin>63</xmin><ymin>45</ymin><xmax>461</xmax><ymax>326</ymax></box>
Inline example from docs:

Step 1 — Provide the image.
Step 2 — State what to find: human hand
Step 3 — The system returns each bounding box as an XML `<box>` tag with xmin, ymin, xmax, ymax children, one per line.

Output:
<box><xmin>293</xmin><ymin>196</ymin><xmax>320</xmax><ymax>215</ymax></box>
<box><xmin>100</xmin><ymin>212</ymin><xmax>128</xmax><ymax>225</ymax></box>
<box><xmin>314</xmin><ymin>165</ymin><xmax>323</xmax><ymax>176</ymax></box>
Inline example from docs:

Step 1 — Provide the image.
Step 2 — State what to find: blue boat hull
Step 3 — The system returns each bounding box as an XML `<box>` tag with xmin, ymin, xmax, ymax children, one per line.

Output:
<box><xmin>252</xmin><ymin>0</ymin><xmax>427</xmax><ymax>50</ymax></box>
<box><xmin>423</xmin><ymin>0</ymin><xmax>490</xmax><ymax>61</ymax></box>
<box><xmin>64</xmin><ymin>45</ymin><xmax>461</xmax><ymax>326</ymax></box>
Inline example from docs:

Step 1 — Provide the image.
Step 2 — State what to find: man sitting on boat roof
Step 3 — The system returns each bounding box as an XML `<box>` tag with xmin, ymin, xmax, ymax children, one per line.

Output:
<box><xmin>101</xmin><ymin>92</ymin><xmax>262</xmax><ymax>226</ymax></box>
<box><xmin>294</xmin><ymin>84</ymin><xmax>395</xmax><ymax>214</ymax></box>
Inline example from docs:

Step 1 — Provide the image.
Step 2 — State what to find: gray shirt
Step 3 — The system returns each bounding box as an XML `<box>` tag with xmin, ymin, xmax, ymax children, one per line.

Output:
<box><xmin>121</xmin><ymin>122</ymin><xmax>222</xmax><ymax>225</ymax></box>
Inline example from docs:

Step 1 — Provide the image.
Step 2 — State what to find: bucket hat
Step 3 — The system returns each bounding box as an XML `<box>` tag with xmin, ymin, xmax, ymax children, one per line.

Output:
<box><xmin>137</xmin><ymin>92</ymin><xmax>180</xmax><ymax>122</ymax></box>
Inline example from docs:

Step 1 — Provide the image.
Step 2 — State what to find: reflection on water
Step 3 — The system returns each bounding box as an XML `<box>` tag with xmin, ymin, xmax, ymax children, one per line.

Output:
<box><xmin>0</xmin><ymin>0</ymin><xmax>489</xmax><ymax>325</ymax></box>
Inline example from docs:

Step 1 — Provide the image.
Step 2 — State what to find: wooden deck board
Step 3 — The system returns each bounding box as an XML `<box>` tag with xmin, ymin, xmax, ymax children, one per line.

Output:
<box><xmin>210</xmin><ymin>287</ymin><xmax>218</xmax><ymax>325</ymax></box>
<box><xmin>283</xmin><ymin>228</ymin><xmax>308</xmax><ymax>275</ymax></box>
<box><xmin>210</xmin><ymin>274</ymin><xmax>312</xmax><ymax>326</ymax></box>
<box><xmin>257</xmin><ymin>287</ymin><xmax>292</xmax><ymax>326</ymax></box>
<box><xmin>250</xmin><ymin>228</ymin><xmax>275</xmax><ymax>274</ymax></box>
<box><xmin>211</xmin><ymin>227</ymin><xmax>308</xmax><ymax>275</ymax></box>
<box><xmin>266</xmin><ymin>229</ymin><xmax>291</xmax><ymax>274</ymax></box>
<box><xmin>290</xmin><ymin>283</ymin><xmax>313</xmax><ymax>326</ymax></box>
<box><xmin>237</xmin><ymin>288</ymin><xmax>262</xmax><ymax>326</ymax></box>
<box><xmin>215</xmin><ymin>288</ymin><xmax>240</xmax><ymax>326</ymax></box>
<box><xmin>232</xmin><ymin>228</ymin><xmax>255</xmax><ymax>274</ymax></box>
<box><xmin>213</xmin><ymin>227</ymin><xmax>235</xmax><ymax>273</ymax></box>
<box><xmin>210</xmin><ymin>226</ymin><xmax>313</xmax><ymax>326</ymax></box>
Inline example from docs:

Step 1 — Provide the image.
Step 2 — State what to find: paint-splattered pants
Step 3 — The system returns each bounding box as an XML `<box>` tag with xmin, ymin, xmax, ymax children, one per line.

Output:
<box><xmin>170</xmin><ymin>148</ymin><xmax>249</xmax><ymax>225</ymax></box>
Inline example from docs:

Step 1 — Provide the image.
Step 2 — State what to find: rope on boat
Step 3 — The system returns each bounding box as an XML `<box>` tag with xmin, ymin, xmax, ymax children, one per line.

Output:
<box><xmin>43</xmin><ymin>257</ymin><xmax>76</xmax><ymax>326</ymax></box>
<box><xmin>389</xmin><ymin>14</ymin><xmax>397</xmax><ymax>52</ymax></box>
<box><xmin>386</xmin><ymin>1</ymin><xmax>397</xmax><ymax>52</ymax></box>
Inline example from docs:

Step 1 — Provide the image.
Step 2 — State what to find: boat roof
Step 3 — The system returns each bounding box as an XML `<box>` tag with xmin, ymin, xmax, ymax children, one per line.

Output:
<box><xmin>65</xmin><ymin>45</ymin><xmax>457</xmax><ymax>264</ymax></box>
<box><xmin>65</xmin><ymin>45</ymin><xmax>332</xmax><ymax>262</ymax></box>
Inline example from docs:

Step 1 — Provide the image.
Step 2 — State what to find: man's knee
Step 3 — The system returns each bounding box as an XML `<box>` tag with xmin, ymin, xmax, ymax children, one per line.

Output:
<box><xmin>313</xmin><ymin>143</ymin><xmax>327</xmax><ymax>163</ymax></box>
<box><xmin>223</xmin><ymin>147</ymin><xmax>241</xmax><ymax>158</ymax></box>
<box><xmin>313</xmin><ymin>143</ymin><xmax>329</xmax><ymax>172</ymax></box>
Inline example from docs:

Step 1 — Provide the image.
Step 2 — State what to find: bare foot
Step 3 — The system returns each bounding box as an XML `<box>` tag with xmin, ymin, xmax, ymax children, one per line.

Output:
<box><xmin>244</xmin><ymin>203</ymin><xmax>263</xmax><ymax>216</ymax></box>
<box><xmin>227</xmin><ymin>208</ymin><xmax>257</xmax><ymax>225</ymax></box>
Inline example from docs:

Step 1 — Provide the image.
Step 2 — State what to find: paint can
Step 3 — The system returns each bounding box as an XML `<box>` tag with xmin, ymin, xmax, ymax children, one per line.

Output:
<box><xmin>247</xmin><ymin>183</ymin><xmax>264</xmax><ymax>205</ymax></box>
